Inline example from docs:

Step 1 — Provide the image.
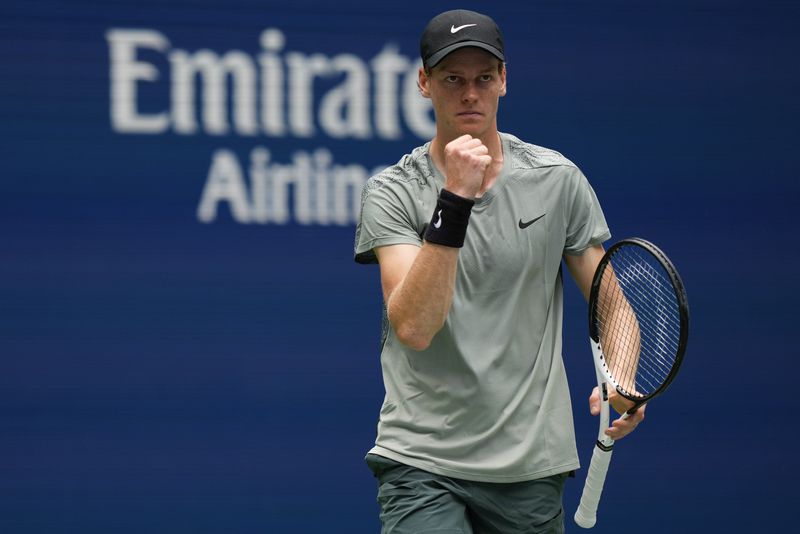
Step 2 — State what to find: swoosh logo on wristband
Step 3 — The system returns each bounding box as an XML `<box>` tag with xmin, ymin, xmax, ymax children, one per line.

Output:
<box><xmin>518</xmin><ymin>213</ymin><xmax>545</xmax><ymax>229</ymax></box>
<box><xmin>433</xmin><ymin>209</ymin><xmax>443</xmax><ymax>229</ymax></box>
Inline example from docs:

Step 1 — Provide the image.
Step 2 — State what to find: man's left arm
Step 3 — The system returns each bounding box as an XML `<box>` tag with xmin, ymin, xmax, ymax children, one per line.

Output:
<box><xmin>564</xmin><ymin>245</ymin><xmax>646</xmax><ymax>441</ymax></box>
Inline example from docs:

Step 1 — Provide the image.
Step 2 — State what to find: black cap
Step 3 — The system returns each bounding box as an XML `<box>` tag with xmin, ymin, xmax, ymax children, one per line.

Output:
<box><xmin>420</xmin><ymin>9</ymin><xmax>505</xmax><ymax>68</ymax></box>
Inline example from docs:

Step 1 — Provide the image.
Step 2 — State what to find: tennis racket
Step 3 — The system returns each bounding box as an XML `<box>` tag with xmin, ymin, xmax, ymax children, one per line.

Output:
<box><xmin>574</xmin><ymin>238</ymin><xmax>689</xmax><ymax>528</ymax></box>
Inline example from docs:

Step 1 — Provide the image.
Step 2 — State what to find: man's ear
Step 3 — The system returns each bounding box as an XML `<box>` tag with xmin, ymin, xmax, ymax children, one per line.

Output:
<box><xmin>499</xmin><ymin>64</ymin><xmax>507</xmax><ymax>97</ymax></box>
<box><xmin>418</xmin><ymin>66</ymin><xmax>431</xmax><ymax>98</ymax></box>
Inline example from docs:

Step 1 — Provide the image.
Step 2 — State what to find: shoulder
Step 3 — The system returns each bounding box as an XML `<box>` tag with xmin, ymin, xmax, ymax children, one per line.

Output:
<box><xmin>501</xmin><ymin>132</ymin><xmax>579</xmax><ymax>171</ymax></box>
<box><xmin>361</xmin><ymin>142</ymin><xmax>434</xmax><ymax>203</ymax></box>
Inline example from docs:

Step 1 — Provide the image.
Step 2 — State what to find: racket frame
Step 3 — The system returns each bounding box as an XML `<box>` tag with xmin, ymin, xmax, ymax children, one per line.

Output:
<box><xmin>588</xmin><ymin>237</ymin><xmax>689</xmax><ymax>408</ymax></box>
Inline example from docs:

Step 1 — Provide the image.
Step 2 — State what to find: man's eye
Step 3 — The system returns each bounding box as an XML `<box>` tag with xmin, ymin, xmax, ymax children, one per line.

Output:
<box><xmin>446</xmin><ymin>76</ymin><xmax>459</xmax><ymax>83</ymax></box>
<box><xmin>480</xmin><ymin>75</ymin><xmax>493</xmax><ymax>82</ymax></box>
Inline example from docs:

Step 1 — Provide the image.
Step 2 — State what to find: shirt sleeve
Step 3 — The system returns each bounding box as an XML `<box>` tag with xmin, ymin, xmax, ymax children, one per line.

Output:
<box><xmin>354</xmin><ymin>175</ymin><xmax>423</xmax><ymax>264</ymax></box>
<box><xmin>563</xmin><ymin>168</ymin><xmax>611</xmax><ymax>255</ymax></box>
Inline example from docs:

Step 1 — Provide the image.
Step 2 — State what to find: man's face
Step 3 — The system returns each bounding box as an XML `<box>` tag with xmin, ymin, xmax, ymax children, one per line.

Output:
<box><xmin>420</xmin><ymin>47</ymin><xmax>507</xmax><ymax>139</ymax></box>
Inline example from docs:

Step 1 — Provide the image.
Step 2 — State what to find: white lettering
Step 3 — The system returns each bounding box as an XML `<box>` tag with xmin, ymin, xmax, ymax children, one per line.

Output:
<box><xmin>106</xmin><ymin>28</ymin><xmax>434</xmax><ymax>227</ymax></box>
<box><xmin>106</xmin><ymin>29</ymin><xmax>170</xmax><ymax>133</ymax></box>
<box><xmin>319</xmin><ymin>54</ymin><xmax>371</xmax><ymax>139</ymax></box>
<box><xmin>313</xmin><ymin>149</ymin><xmax>333</xmax><ymax>225</ymax></box>
<box><xmin>169</xmin><ymin>49</ymin><xmax>258</xmax><ymax>135</ymax></box>
<box><xmin>259</xmin><ymin>29</ymin><xmax>286</xmax><ymax>136</ymax></box>
<box><xmin>199</xmin><ymin>147</ymin><xmax>373</xmax><ymax>226</ymax></box>
<box><xmin>290</xmin><ymin>151</ymin><xmax>314</xmax><ymax>224</ymax></box>
<box><xmin>197</xmin><ymin>149</ymin><xmax>252</xmax><ymax>223</ymax></box>
<box><xmin>286</xmin><ymin>52</ymin><xmax>331</xmax><ymax>137</ymax></box>
<box><xmin>371</xmin><ymin>45</ymin><xmax>409</xmax><ymax>140</ymax></box>
<box><xmin>332</xmin><ymin>164</ymin><xmax>368</xmax><ymax>225</ymax></box>
<box><xmin>107</xmin><ymin>27</ymin><xmax>433</xmax><ymax>140</ymax></box>
<box><xmin>250</xmin><ymin>147</ymin><xmax>271</xmax><ymax>223</ymax></box>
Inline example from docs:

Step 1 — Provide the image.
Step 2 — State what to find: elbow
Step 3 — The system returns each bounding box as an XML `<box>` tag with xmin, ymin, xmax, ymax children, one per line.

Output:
<box><xmin>395</xmin><ymin>324</ymin><xmax>434</xmax><ymax>351</ymax></box>
<box><xmin>385</xmin><ymin>297</ymin><xmax>445</xmax><ymax>351</ymax></box>
<box><xmin>392</xmin><ymin>320</ymin><xmax>438</xmax><ymax>351</ymax></box>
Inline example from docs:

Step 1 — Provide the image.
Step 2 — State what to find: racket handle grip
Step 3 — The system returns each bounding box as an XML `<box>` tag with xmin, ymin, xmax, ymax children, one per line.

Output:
<box><xmin>574</xmin><ymin>442</ymin><xmax>614</xmax><ymax>529</ymax></box>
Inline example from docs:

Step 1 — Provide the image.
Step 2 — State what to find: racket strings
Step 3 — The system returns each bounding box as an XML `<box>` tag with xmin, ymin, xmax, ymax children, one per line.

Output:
<box><xmin>596</xmin><ymin>247</ymin><xmax>681</xmax><ymax>398</ymax></box>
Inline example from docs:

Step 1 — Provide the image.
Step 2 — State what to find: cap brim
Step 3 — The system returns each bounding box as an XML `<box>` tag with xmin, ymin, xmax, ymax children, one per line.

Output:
<box><xmin>426</xmin><ymin>41</ymin><xmax>505</xmax><ymax>67</ymax></box>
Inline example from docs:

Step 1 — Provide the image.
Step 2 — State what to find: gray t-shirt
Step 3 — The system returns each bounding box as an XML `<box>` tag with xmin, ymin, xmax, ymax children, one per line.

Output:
<box><xmin>354</xmin><ymin>132</ymin><xmax>611</xmax><ymax>483</ymax></box>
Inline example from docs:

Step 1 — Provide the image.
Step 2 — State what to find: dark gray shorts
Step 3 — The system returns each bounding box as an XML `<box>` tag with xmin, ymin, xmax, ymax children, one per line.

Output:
<box><xmin>366</xmin><ymin>454</ymin><xmax>568</xmax><ymax>534</ymax></box>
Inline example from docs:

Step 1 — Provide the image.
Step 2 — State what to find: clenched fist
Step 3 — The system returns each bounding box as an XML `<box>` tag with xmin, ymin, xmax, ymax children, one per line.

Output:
<box><xmin>443</xmin><ymin>135</ymin><xmax>492</xmax><ymax>199</ymax></box>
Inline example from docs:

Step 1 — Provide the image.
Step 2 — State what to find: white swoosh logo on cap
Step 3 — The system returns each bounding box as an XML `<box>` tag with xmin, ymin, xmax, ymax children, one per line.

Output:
<box><xmin>450</xmin><ymin>24</ymin><xmax>477</xmax><ymax>33</ymax></box>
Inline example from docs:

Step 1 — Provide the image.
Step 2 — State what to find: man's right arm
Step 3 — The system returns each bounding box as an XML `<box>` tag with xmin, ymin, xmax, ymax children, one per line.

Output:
<box><xmin>376</xmin><ymin>242</ymin><xmax>459</xmax><ymax>351</ymax></box>
<box><xmin>374</xmin><ymin>135</ymin><xmax>492</xmax><ymax>351</ymax></box>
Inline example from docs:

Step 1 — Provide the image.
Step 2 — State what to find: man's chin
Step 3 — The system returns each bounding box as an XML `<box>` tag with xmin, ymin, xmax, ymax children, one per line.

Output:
<box><xmin>456</xmin><ymin>126</ymin><xmax>487</xmax><ymax>138</ymax></box>
<box><xmin>453</xmin><ymin>119</ymin><xmax>487</xmax><ymax>134</ymax></box>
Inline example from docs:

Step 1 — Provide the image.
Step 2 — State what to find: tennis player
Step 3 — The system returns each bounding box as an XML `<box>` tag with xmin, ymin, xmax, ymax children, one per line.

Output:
<box><xmin>354</xmin><ymin>9</ymin><xmax>645</xmax><ymax>533</ymax></box>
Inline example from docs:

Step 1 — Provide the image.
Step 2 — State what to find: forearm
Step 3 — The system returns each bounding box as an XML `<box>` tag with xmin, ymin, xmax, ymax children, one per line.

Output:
<box><xmin>603</xmin><ymin>297</ymin><xmax>641</xmax><ymax>394</ymax></box>
<box><xmin>386</xmin><ymin>242</ymin><xmax>459</xmax><ymax>351</ymax></box>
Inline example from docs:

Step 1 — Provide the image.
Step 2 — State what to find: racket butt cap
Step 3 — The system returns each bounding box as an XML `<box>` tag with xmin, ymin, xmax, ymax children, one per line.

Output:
<box><xmin>574</xmin><ymin>510</ymin><xmax>596</xmax><ymax>529</ymax></box>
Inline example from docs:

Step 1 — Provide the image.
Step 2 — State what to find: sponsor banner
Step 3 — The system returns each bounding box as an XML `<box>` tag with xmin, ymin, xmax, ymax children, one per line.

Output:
<box><xmin>105</xmin><ymin>27</ymin><xmax>434</xmax><ymax>225</ymax></box>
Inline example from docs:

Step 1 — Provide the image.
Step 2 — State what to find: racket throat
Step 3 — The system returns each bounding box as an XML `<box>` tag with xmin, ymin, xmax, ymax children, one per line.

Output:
<box><xmin>592</xmin><ymin>342</ymin><xmax>614</xmax><ymax>447</ymax></box>
<box><xmin>596</xmin><ymin>383</ymin><xmax>616</xmax><ymax>448</ymax></box>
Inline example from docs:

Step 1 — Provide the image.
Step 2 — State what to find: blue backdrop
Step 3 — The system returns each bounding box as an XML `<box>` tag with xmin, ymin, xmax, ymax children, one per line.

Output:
<box><xmin>2</xmin><ymin>0</ymin><xmax>797</xmax><ymax>532</ymax></box>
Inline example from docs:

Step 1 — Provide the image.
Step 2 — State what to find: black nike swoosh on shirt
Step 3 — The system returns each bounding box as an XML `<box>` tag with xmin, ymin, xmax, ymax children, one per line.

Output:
<box><xmin>518</xmin><ymin>214</ymin><xmax>546</xmax><ymax>229</ymax></box>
